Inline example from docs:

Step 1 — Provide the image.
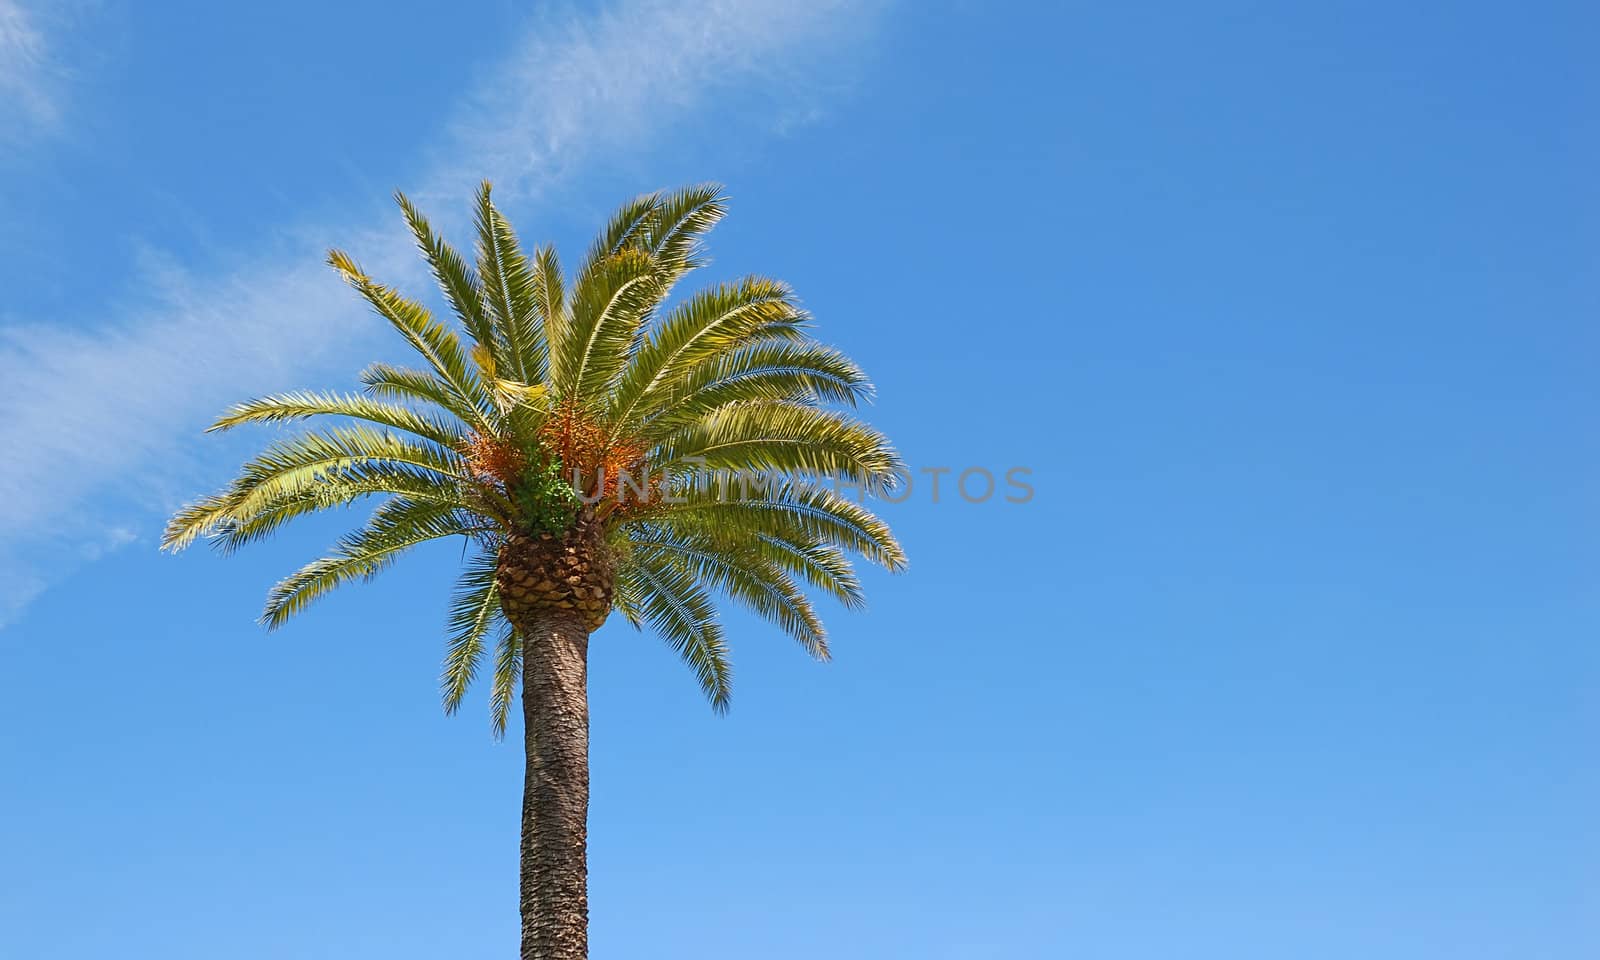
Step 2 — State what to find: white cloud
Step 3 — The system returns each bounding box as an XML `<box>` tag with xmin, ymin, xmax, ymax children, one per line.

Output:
<box><xmin>0</xmin><ymin>0</ymin><xmax>59</xmax><ymax>136</ymax></box>
<box><xmin>436</xmin><ymin>0</ymin><xmax>876</xmax><ymax>203</ymax></box>
<box><xmin>0</xmin><ymin>0</ymin><xmax>886</xmax><ymax>626</ymax></box>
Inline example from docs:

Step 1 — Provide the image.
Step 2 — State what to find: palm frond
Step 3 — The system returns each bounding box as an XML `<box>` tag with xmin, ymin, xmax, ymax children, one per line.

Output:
<box><xmin>206</xmin><ymin>471</ymin><xmax>464</xmax><ymax>555</ymax></box>
<box><xmin>531</xmin><ymin>244</ymin><xmax>566</xmax><ymax>388</ymax></box>
<box><xmin>631</xmin><ymin>478</ymin><xmax>906</xmax><ymax>572</ymax></box>
<box><xmin>608</xmin><ymin>277</ymin><xmax>807</xmax><ymax>429</ymax></box>
<box><xmin>630</xmin><ymin>526</ymin><xmax>828</xmax><ymax>661</ymax></box>
<box><xmin>558</xmin><ymin>247</ymin><xmax>662</xmax><ymax>400</ymax></box>
<box><xmin>585</xmin><ymin>191</ymin><xmax>661</xmax><ymax>264</ymax></box>
<box><xmin>261</xmin><ymin>498</ymin><xmax>485</xmax><ymax>628</ymax></box>
<box><xmin>358</xmin><ymin>362</ymin><xmax>487</xmax><ymax>430</ymax></box>
<box><xmin>209</xmin><ymin>390</ymin><xmax>467</xmax><ymax>448</ymax></box>
<box><xmin>644</xmin><ymin>516</ymin><xmax>864</xmax><ymax>608</ymax></box>
<box><xmin>488</xmin><ymin>624</ymin><xmax>522</xmax><ymax>738</ymax></box>
<box><xmin>475</xmin><ymin>183</ymin><xmax>543</xmax><ymax>384</ymax></box>
<box><xmin>396</xmin><ymin>191</ymin><xmax>501</xmax><ymax>373</ymax></box>
<box><xmin>651</xmin><ymin>402</ymin><xmax>902</xmax><ymax>495</ymax></box>
<box><xmin>617</xmin><ymin>548</ymin><xmax>732</xmax><ymax>711</ymax></box>
<box><xmin>635</xmin><ymin>340</ymin><xmax>873</xmax><ymax>434</ymax></box>
<box><xmin>749</xmin><ymin>533</ymin><xmax>864</xmax><ymax>609</ymax></box>
<box><xmin>442</xmin><ymin>550</ymin><xmax>503</xmax><ymax>716</ymax></box>
<box><xmin>638</xmin><ymin>183</ymin><xmax>726</xmax><ymax>288</ymax></box>
<box><xmin>162</xmin><ymin>426</ymin><xmax>467</xmax><ymax>552</ymax></box>
<box><xmin>328</xmin><ymin>249</ymin><xmax>492</xmax><ymax>429</ymax></box>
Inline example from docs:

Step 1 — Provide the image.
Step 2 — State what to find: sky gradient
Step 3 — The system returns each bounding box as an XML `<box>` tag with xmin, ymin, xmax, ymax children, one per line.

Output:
<box><xmin>2</xmin><ymin>1</ymin><xmax>1597</xmax><ymax>957</ymax></box>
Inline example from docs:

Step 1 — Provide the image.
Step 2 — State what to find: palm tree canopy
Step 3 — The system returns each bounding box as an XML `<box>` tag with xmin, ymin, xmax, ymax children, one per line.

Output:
<box><xmin>163</xmin><ymin>183</ymin><xmax>906</xmax><ymax>731</ymax></box>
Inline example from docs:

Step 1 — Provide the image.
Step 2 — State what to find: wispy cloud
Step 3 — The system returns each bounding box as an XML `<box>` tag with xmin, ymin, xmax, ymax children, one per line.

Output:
<box><xmin>0</xmin><ymin>0</ymin><xmax>886</xmax><ymax>625</ymax></box>
<box><xmin>436</xmin><ymin>0</ymin><xmax>877</xmax><ymax>203</ymax></box>
<box><xmin>0</xmin><ymin>0</ymin><xmax>58</xmax><ymax>136</ymax></box>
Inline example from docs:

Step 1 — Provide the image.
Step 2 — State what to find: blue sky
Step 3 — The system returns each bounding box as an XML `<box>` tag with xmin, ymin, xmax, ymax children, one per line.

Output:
<box><xmin>2</xmin><ymin>1</ymin><xmax>1596</xmax><ymax>956</ymax></box>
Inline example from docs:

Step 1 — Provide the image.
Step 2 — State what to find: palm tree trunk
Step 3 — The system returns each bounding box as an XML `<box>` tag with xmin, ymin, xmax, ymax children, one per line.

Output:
<box><xmin>518</xmin><ymin>608</ymin><xmax>590</xmax><ymax>959</ymax></box>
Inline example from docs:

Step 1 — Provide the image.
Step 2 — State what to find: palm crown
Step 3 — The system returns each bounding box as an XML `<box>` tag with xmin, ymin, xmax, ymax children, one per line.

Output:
<box><xmin>162</xmin><ymin>183</ymin><xmax>906</xmax><ymax>730</ymax></box>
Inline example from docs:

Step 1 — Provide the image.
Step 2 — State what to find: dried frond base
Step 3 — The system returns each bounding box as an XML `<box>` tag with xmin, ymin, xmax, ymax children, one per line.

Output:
<box><xmin>496</xmin><ymin>516</ymin><xmax>615</xmax><ymax>632</ymax></box>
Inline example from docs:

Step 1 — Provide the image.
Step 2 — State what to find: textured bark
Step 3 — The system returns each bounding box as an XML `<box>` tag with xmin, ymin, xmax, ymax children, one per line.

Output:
<box><xmin>498</xmin><ymin>514</ymin><xmax>615</xmax><ymax>633</ymax></box>
<box><xmin>501</xmin><ymin>517</ymin><xmax>614</xmax><ymax>960</ymax></box>
<box><xmin>516</xmin><ymin>607</ymin><xmax>591</xmax><ymax>959</ymax></box>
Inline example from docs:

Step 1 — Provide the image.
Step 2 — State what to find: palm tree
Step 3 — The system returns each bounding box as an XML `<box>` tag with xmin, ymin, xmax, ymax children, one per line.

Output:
<box><xmin>162</xmin><ymin>183</ymin><xmax>906</xmax><ymax>959</ymax></box>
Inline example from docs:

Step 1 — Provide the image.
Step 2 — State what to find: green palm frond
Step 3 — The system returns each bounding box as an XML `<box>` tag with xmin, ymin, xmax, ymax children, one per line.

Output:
<box><xmin>529</xmin><ymin>244</ymin><xmax>566</xmax><ymax>383</ymax></box>
<box><xmin>586</xmin><ymin>191</ymin><xmax>662</xmax><ymax>265</ymax></box>
<box><xmin>262</xmin><ymin>498</ymin><xmax>486</xmax><ymax>628</ymax></box>
<box><xmin>357</xmin><ymin>362</ymin><xmax>487</xmax><ymax>430</ymax></box>
<box><xmin>558</xmin><ymin>247</ymin><xmax>662</xmax><ymax>400</ymax></box>
<box><xmin>328</xmin><ymin>249</ymin><xmax>493</xmax><ymax>430</ymax></box>
<box><xmin>630</xmin><ymin>526</ymin><xmax>828</xmax><ymax>661</ymax></box>
<box><xmin>475</xmin><ymin>182</ymin><xmax>543</xmax><ymax>384</ymax></box>
<box><xmin>396</xmin><ymin>191</ymin><xmax>500</xmax><ymax>374</ymax></box>
<box><xmin>608</xmin><ymin>277</ymin><xmax>806</xmax><ymax>429</ymax></box>
<box><xmin>652</xmin><ymin>401</ymin><xmax>903</xmax><ymax>494</ymax></box>
<box><xmin>616</xmin><ymin>548</ymin><xmax>732</xmax><ymax>711</ymax></box>
<box><xmin>633</xmin><ymin>478</ymin><xmax>906</xmax><ymax>573</ymax></box>
<box><xmin>752</xmin><ymin>535</ymin><xmax>864</xmax><ymax>609</ymax></box>
<box><xmin>206</xmin><ymin>471</ymin><xmax>462</xmax><ymax>555</ymax></box>
<box><xmin>213</xmin><ymin>426</ymin><xmax>462</xmax><ymax>513</ymax></box>
<box><xmin>163</xmin><ymin>426</ymin><xmax>466</xmax><ymax>552</ymax></box>
<box><xmin>635</xmin><ymin>340</ymin><xmax>873</xmax><ymax>434</ymax></box>
<box><xmin>443</xmin><ymin>551</ymin><xmax>504</xmax><ymax>716</ymax></box>
<box><xmin>488</xmin><ymin>625</ymin><xmax>522</xmax><ymax>739</ymax></box>
<box><xmin>637</xmin><ymin>183</ymin><xmax>726</xmax><ymax>288</ymax></box>
<box><xmin>209</xmin><ymin>390</ymin><xmax>467</xmax><ymax>447</ymax></box>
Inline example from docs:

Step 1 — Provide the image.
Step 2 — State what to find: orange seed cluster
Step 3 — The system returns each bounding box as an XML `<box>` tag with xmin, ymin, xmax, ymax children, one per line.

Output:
<box><xmin>463</xmin><ymin>433</ymin><xmax>529</xmax><ymax>491</ymax></box>
<box><xmin>462</xmin><ymin>402</ymin><xmax>658</xmax><ymax>509</ymax></box>
<box><xmin>536</xmin><ymin>400</ymin><xmax>654</xmax><ymax>505</ymax></box>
